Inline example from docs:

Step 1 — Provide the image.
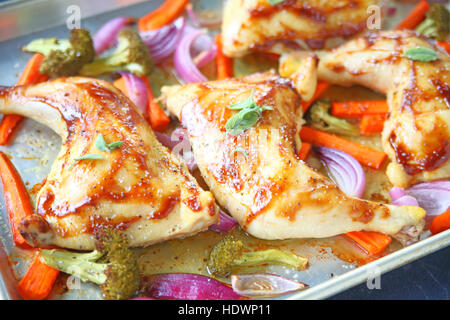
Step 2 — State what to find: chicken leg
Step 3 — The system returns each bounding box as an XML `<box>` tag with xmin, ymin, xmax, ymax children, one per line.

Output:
<box><xmin>162</xmin><ymin>72</ymin><xmax>425</xmax><ymax>242</ymax></box>
<box><xmin>221</xmin><ymin>0</ymin><xmax>382</xmax><ymax>57</ymax></box>
<box><xmin>0</xmin><ymin>77</ymin><xmax>217</xmax><ymax>250</ymax></box>
<box><xmin>316</xmin><ymin>30</ymin><xmax>450</xmax><ymax>187</ymax></box>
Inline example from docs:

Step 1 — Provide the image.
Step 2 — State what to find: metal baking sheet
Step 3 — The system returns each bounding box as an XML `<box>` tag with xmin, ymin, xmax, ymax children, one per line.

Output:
<box><xmin>0</xmin><ymin>0</ymin><xmax>449</xmax><ymax>300</ymax></box>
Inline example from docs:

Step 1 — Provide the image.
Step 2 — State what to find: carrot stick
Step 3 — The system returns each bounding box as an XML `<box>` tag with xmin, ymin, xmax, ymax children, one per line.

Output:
<box><xmin>0</xmin><ymin>54</ymin><xmax>47</xmax><ymax>145</ymax></box>
<box><xmin>395</xmin><ymin>0</ymin><xmax>430</xmax><ymax>30</ymax></box>
<box><xmin>0</xmin><ymin>152</ymin><xmax>34</xmax><ymax>247</ymax></box>
<box><xmin>346</xmin><ymin>231</ymin><xmax>392</xmax><ymax>255</ymax></box>
<box><xmin>359</xmin><ymin>114</ymin><xmax>386</xmax><ymax>135</ymax></box>
<box><xmin>215</xmin><ymin>34</ymin><xmax>234</xmax><ymax>80</ymax></box>
<box><xmin>113</xmin><ymin>77</ymin><xmax>127</xmax><ymax>94</ymax></box>
<box><xmin>429</xmin><ymin>208</ymin><xmax>450</xmax><ymax>235</ymax></box>
<box><xmin>141</xmin><ymin>77</ymin><xmax>171</xmax><ymax>132</ymax></box>
<box><xmin>17</xmin><ymin>253</ymin><xmax>59</xmax><ymax>300</ymax></box>
<box><xmin>299</xmin><ymin>126</ymin><xmax>387</xmax><ymax>169</ymax></box>
<box><xmin>138</xmin><ymin>0</ymin><xmax>189</xmax><ymax>31</ymax></box>
<box><xmin>298</xmin><ymin>142</ymin><xmax>311</xmax><ymax>161</ymax></box>
<box><xmin>331</xmin><ymin>100</ymin><xmax>389</xmax><ymax>118</ymax></box>
<box><xmin>437</xmin><ymin>41</ymin><xmax>450</xmax><ymax>54</ymax></box>
<box><xmin>301</xmin><ymin>81</ymin><xmax>330</xmax><ymax>113</ymax></box>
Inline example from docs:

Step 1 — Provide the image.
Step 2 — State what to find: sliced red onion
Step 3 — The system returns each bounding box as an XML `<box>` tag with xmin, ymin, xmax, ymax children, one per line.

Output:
<box><xmin>183</xmin><ymin>24</ymin><xmax>214</xmax><ymax>54</ymax></box>
<box><xmin>140</xmin><ymin>18</ymin><xmax>186</xmax><ymax>63</ymax></box>
<box><xmin>118</xmin><ymin>72</ymin><xmax>148</xmax><ymax>117</ymax></box>
<box><xmin>154</xmin><ymin>128</ymin><xmax>198</xmax><ymax>171</ymax></box>
<box><xmin>209</xmin><ymin>210</ymin><xmax>238</xmax><ymax>233</ymax></box>
<box><xmin>389</xmin><ymin>187</ymin><xmax>406</xmax><ymax>200</ymax></box>
<box><xmin>404</xmin><ymin>181</ymin><xmax>450</xmax><ymax>215</ymax></box>
<box><xmin>144</xmin><ymin>273</ymin><xmax>245</xmax><ymax>300</ymax></box>
<box><xmin>194</xmin><ymin>47</ymin><xmax>217</xmax><ymax>68</ymax></box>
<box><xmin>186</xmin><ymin>3</ymin><xmax>222</xmax><ymax>28</ymax></box>
<box><xmin>93</xmin><ymin>17</ymin><xmax>134</xmax><ymax>55</ymax></box>
<box><xmin>314</xmin><ymin>146</ymin><xmax>366</xmax><ymax>198</ymax></box>
<box><xmin>391</xmin><ymin>195</ymin><xmax>419</xmax><ymax>207</ymax></box>
<box><xmin>154</xmin><ymin>131</ymin><xmax>179</xmax><ymax>150</ymax></box>
<box><xmin>174</xmin><ymin>29</ymin><xmax>209</xmax><ymax>83</ymax></box>
<box><xmin>231</xmin><ymin>273</ymin><xmax>307</xmax><ymax>297</ymax></box>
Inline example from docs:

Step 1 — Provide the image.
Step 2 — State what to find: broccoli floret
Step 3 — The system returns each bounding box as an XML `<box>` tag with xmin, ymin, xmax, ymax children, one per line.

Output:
<box><xmin>206</xmin><ymin>235</ymin><xmax>308</xmax><ymax>277</ymax></box>
<box><xmin>80</xmin><ymin>28</ymin><xmax>152</xmax><ymax>76</ymax></box>
<box><xmin>416</xmin><ymin>4</ymin><xmax>449</xmax><ymax>41</ymax></box>
<box><xmin>40</xmin><ymin>228</ymin><xmax>140</xmax><ymax>300</ymax></box>
<box><xmin>23</xmin><ymin>29</ymin><xmax>95</xmax><ymax>77</ymax></box>
<box><xmin>306</xmin><ymin>99</ymin><xmax>358</xmax><ymax>136</ymax></box>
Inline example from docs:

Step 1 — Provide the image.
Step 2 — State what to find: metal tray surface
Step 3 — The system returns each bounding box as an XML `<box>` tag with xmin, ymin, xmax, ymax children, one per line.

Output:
<box><xmin>0</xmin><ymin>0</ymin><xmax>449</xmax><ymax>300</ymax></box>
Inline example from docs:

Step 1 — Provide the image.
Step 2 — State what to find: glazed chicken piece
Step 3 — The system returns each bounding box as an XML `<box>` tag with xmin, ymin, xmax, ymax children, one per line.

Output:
<box><xmin>0</xmin><ymin>77</ymin><xmax>217</xmax><ymax>250</ymax></box>
<box><xmin>162</xmin><ymin>72</ymin><xmax>425</xmax><ymax>242</ymax></box>
<box><xmin>316</xmin><ymin>30</ymin><xmax>450</xmax><ymax>187</ymax></box>
<box><xmin>221</xmin><ymin>0</ymin><xmax>382</xmax><ymax>57</ymax></box>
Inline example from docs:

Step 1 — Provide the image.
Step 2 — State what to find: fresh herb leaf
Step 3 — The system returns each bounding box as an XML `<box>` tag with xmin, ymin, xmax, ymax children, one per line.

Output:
<box><xmin>95</xmin><ymin>134</ymin><xmax>123</xmax><ymax>152</ymax></box>
<box><xmin>268</xmin><ymin>0</ymin><xmax>284</xmax><ymax>5</ymax></box>
<box><xmin>404</xmin><ymin>47</ymin><xmax>438</xmax><ymax>62</ymax></box>
<box><xmin>107</xmin><ymin>141</ymin><xmax>124</xmax><ymax>150</ymax></box>
<box><xmin>225</xmin><ymin>90</ymin><xmax>273</xmax><ymax>136</ymax></box>
<box><xmin>226</xmin><ymin>106</ymin><xmax>262</xmax><ymax>136</ymax></box>
<box><xmin>227</xmin><ymin>89</ymin><xmax>256</xmax><ymax>110</ymax></box>
<box><xmin>71</xmin><ymin>153</ymin><xmax>105</xmax><ymax>168</ymax></box>
<box><xmin>95</xmin><ymin>134</ymin><xmax>109</xmax><ymax>152</ymax></box>
<box><xmin>74</xmin><ymin>154</ymin><xmax>105</xmax><ymax>161</ymax></box>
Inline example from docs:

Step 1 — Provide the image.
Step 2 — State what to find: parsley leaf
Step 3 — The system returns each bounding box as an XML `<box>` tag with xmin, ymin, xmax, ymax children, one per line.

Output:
<box><xmin>404</xmin><ymin>47</ymin><xmax>438</xmax><ymax>62</ymax></box>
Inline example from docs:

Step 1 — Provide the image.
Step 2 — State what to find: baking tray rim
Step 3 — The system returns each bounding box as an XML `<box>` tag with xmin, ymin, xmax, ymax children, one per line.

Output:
<box><xmin>0</xmin><ymin>0</ymin><xmax>449</xmax><ymax>301</ymax></box>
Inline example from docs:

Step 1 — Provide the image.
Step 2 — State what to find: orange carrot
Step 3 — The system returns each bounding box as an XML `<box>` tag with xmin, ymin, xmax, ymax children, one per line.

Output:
<box><xmin>17</xmin><ymin>253</ymin><xmax>59</xmax><ymax>300</ymax></box>
<box><xmin>0</xmin><ymin>54</ymin><xmax>47</xmax><ymax>145</ymax></box>
<box><xmin>346</xmin><ymin>231</ymin><xmax>392</xmax><ymax>255</ymax></box>
<box><xmin>215</xmin><ymin>34</ymin><xmax>234</xmax><ymax>80</ymax></box>
<box><xmin>298</xmin><ymin>142</ymin><xmax>311</xmax><ymax>161</ymax></box>
<box><xmin>142</xmin><ymin>77</ymin><xmax>171</xmax><ymax>132</ymax></box>
<box><xmin>299</xmin><ymin>126</ymin><xmax>387</xmax><ymax>169</ymax></box>
<box><xmin>301</xmin><ymin>81</ymin><xmax>330</xmax><ymax>113</ymax></box>
<box><xmin>138</xmin><ymin>0</ymin><xmax>189</xmax><ymax>31</ymax></box>
<box><xmin>359</xmin><ymin>114</ymin><xmax>387</xmax><ymax>135</ymax></box>
<box><xmin>437</xmin><ymin>41</ymin><xmax>450</xmax><ymax>54</ymax></box>
<box><xmin>0</xmin><ymin>152</ymin><xmax>34</xmax><ymax>247</ymax></box>
<box><xmin>395</xmin><ymin>0</ymin><xmax>430</xmax><ymax>30</ymax></box>
<box><xmin>113</xmin><ymin>77</ymin><xmax>127</xmax><ymax>94</ymax></box>
<box><xmin>331</xmin><ymin>100</ymin><xmax>389</xmax><ymax>119</ymax></box>
<box><xmin>429</xmin><ymin>208</ymin><xmax>450</xmax><ymax>235</ymax></box>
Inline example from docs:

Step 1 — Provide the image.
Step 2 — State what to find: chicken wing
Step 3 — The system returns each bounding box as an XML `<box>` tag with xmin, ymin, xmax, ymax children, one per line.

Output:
<box><xmin>0</xmin><ymin>77</ymin><xmax>217</xmax><ymax>250</ymax></box>
<box><xmin>316</xmin><ymin>30</ymin><xmax>450</xmax><ymax>187</ymax></box>
<box><xmin>162</xmin><ymin>72</ymin><xmax>425</xmax><ymax>242</ymax></box>
<box><xmin>221</xmin><ymin>0</ymin><xmax>382</xmax><ymax>57</ymax></box>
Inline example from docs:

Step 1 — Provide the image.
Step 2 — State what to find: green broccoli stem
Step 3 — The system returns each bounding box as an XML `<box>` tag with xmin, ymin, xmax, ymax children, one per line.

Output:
<box><xmin>23</xmin><ymin>38</ymin><xmax>71</xmax><ymax>56</ymax></box>
<box><xmin>79</xmin><ymin>58</ymin><xmax>119</xmax><ymax>76</ymax></box>
<box><xmin>416</xmin><ymin>18</ymin><xmax>437</xmax><ymax>38</ymax></box>
<box><xmin>320</xmin><ymin>112</ymin><xmax>358</xmax><ymax>135</ymax></box>
<box><xmin>40</xmin><ymin>249</ymin><xmax>107</xmax><ymax>285</ymax></box>
<box><xmin>233</xmin><ymin>249</ymin><xmax>308</xmax><ymax>270</ymax></box>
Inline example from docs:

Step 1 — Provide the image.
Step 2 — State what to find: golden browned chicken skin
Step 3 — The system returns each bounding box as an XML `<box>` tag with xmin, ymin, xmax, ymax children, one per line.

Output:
<box><xmin>0</xmin><ymin>77</ymin><xmax>218</xmax><ymax>250</ymax></box>
<box><xmin>221</xmin><ymin>0</ymin><xmax>382</xmax><ymax>57</ymax></box>
<box><xmin>163</xmin><ymin>72</ymin><xmax>425</xmax><ymax>242</ymax></box>
<box><xmin>316</xmin><ymin>30</ymin><xmax>450</xmax><ymax>187</ymax></box>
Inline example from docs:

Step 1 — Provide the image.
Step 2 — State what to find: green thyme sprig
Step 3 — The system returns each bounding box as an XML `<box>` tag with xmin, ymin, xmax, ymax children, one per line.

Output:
<box><xmin>225</xmin><ymin>89</ymin><xmax>273</xmax><ymax>136</ymax></box>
